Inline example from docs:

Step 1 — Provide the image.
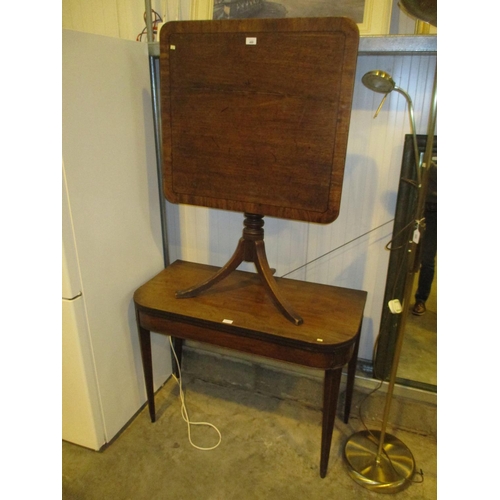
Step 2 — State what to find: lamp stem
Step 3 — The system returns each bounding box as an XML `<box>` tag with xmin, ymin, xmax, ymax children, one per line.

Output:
<box><xmin>376</xmin><ymin>256</ymin><xmax>416</xmax><ymax>458</ymax></box>
<box><xmin>395</xmin><ymin>87</ymin><xmax>422</xmax><ymax>185</ymax></box>
<box><xmin>344</xmin><ymin>60</ymin><xmax>437</xmax><ymax>495</ymax></box>
<box><xmin>377</xmin><ymin>63</ymin><xmax>437</xmax><ymax>460</ymax></box>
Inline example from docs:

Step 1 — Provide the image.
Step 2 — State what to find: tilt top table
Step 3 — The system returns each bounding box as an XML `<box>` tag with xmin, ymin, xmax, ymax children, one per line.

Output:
<box><xmin>158</xmin><ymin>18</ymin><xmax>359</xmax><ymax>325</ymax></box>
<box><xmin>134</xmin><ymin>260</ymin><xmax>367</xmax><ymax>478</ymax></box>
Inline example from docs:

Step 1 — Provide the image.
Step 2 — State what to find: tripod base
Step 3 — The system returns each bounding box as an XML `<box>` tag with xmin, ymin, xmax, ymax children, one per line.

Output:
<box><xmin>343</xmin><ymin>430</ymin><xmax>415</xmax><ymax>494</ymax></box>
<box><xmin>176</xmin><ymin>214</ymin><xmax>303</xmax><ymax>326</ymax></box>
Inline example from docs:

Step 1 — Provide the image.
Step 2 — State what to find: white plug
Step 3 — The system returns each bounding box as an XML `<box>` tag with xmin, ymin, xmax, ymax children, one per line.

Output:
<box><xmin>388</xmin><ymin>299</ymin><xmax>402</xmax><ymax>314</ymax></box>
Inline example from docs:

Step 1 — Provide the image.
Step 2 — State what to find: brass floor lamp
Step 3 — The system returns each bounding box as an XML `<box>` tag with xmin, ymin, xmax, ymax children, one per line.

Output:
<box><xmin>343</xmin><ymin>59</ymin><xmax>437</xmax><ymax>493</ymax></box>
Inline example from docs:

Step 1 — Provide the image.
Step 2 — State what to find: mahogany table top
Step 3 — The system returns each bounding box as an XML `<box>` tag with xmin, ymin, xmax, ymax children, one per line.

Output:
<box><xmin>134</xmin><ymin>260</ymin><xmax>367</xmax><ymax>352</ymax></box>
<box><xmin>159</xmin><ymin>18</ymin><xmax>359</xmax><ymax>223</ymax></box>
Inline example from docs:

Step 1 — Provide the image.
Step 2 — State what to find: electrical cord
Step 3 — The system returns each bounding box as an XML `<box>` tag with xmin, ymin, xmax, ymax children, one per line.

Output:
<box><xmin>372</xmin><ymin>229</ymin><xmax>414</xmax><ymax>378</ymax></box>
<box><xmin>280</xmin><ymin>163</ymin><xmax>424</xmax><ymax>281</ymax></box>
<box><xmin>136</xmin><ymin>10</ymin><xmax>163</xmax><ymax>42</ymax></box>
<box><xmin>372</xmin><ymin>245</ymin><xmax>413</xmax><ymax>378</ymax></box>
<box><xmin>280</xmin><ymin>219</ymin><xmax>394</xmax><ymax>279</ymax></box>
<box><xmin>384</xmin><ymin>217</ymin><xmax>419</xmax><ymax>251</ymax></box>
<box><xmin>276</xmin><ymin>216</ymin><xmax>412</xmax><ymax>380</ymax></box>
<box><xmin>169</xmin><ymin>337</ymin><xmax>222</xmax><ymax>451</ymax></box>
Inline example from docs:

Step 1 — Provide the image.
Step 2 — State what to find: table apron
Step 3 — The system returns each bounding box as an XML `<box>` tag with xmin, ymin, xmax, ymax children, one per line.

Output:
<box><xmin>138</xmin><ymin>310</ymin><xmax>355</xmax><ymax>371</ymax></box>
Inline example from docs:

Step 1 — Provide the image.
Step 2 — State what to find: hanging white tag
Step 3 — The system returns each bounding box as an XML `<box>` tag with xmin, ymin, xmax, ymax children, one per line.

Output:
<box><xmin>413</xmin><ymin>228</ymin><xmax>420</xmax><ymax>243</ymax></box>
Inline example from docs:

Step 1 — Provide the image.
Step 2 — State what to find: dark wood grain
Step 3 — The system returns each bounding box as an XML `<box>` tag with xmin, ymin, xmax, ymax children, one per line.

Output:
<box><xmin>134</xmin><ymin>260</ymin><xmax>366</xmax><ymax>351</ymax></box>
<box><xmin>159</xmin><ymin>17</ymin><xmax>359</xmax><ymax>223</ymax></box>
<box><xmin>134</xmin><ymin>260</ymin><xmax>366</xmax><ymax>477</ymax></box>
<box><xmin>321</xmin><ymin>369</ymin><xmax>342</xmax><ymax>478</ymax></box>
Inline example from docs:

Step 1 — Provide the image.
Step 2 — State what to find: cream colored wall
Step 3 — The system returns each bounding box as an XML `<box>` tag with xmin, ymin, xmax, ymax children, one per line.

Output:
<box><xmin>62</xmin><ymin>0</ymin><xmax>194</xmax><ymax>39</ymax></box>
<box><xmin>62</xmin><ymin>0</ymin><xmax>436</xmax><ymax>361</ymax></box>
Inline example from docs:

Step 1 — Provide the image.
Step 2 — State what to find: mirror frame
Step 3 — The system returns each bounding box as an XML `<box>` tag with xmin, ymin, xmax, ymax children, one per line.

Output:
<box><xmin>374</xmin><ymin>133</ymin><xmax>437</xmax><ymax>391</ymax></box>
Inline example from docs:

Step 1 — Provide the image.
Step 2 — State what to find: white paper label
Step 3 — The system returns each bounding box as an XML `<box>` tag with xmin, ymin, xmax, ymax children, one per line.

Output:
<box><xmin>246</xmin><ymin>37</ymin><xmax>257</xmax><ymax>45</ymax></box>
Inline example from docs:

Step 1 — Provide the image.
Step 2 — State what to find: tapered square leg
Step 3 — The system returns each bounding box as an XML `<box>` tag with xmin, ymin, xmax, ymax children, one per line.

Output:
<box><xmin>343</xmin><ymin>328</ymin><xmax>361</xmax><ymax>423</ymax></box>
<box><xmin>137</xmin><ymin>323</ymin><xmax>156</xmax><ymax>423</ymax></box>
<box><xmin>320</xmin><ymin>368</ymin><xmax>342</xmax><ymax>478</ymax></box>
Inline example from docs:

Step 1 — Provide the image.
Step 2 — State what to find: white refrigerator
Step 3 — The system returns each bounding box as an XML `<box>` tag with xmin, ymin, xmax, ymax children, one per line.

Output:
<box><xmin>62</xmin><ymin>29</ymin><xmax>172</xmax><ymax>450</ymax></box>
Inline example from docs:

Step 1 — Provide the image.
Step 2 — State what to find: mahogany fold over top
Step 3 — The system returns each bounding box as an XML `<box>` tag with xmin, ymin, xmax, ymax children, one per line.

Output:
<box><xmin>133</xmin><ymin>260</ymin><xmax>367</xmax><ymax>353</ymax></box>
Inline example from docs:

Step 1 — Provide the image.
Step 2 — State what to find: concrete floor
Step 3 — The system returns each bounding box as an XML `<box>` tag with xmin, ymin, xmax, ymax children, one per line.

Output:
<box><xmin>62</xmin><ymin>375</ymin><xmax>437</xmax><ymax>499</ymax></box>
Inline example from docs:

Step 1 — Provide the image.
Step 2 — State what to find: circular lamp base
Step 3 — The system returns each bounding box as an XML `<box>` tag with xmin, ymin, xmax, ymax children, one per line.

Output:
<box><xmin>343</xmin><ymin>430</ymin><xmax>416</xmax><ymax>494</ymax></box>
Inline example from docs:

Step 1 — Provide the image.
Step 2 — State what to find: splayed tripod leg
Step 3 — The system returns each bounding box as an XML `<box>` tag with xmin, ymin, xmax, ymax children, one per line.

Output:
<box><xmin>175</xmin><ymin>239</ymin><xmax>245</xmax><ymax>298</ymax></box>
<box><xmin>175</xmin><ymin>213</ymin><xmax>303</xmax><ymax>325</ymax></box>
